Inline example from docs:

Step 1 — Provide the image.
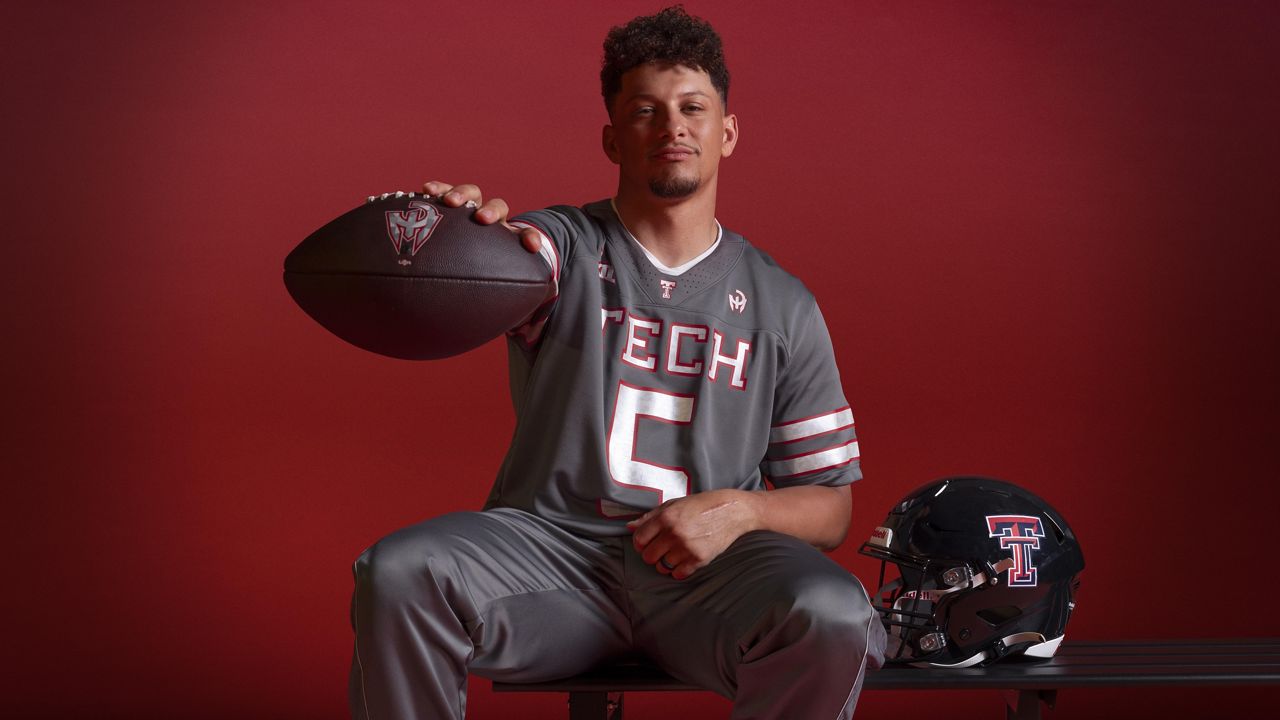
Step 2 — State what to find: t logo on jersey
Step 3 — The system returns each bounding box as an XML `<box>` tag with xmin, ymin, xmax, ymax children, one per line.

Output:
<box><xmin>986</xmin><ymin>515</ymin><xmax>1044</xmax><ymax>587</ymax></box>
<box><xmin>659</xmin><ymin>279</ymin><xmax>677</xmax><ymax>299</ymax></box>
<box><xmin>385</xmin><ymin>200</ymin><xmax>442</xmax><ymax>264</ymax></box>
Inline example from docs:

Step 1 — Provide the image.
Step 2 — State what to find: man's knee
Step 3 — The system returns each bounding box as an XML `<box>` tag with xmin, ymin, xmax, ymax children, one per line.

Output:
<box><xmin>755</xmin><ymin>559</ymin><xmax>883</xmax><ymax>663</ymax></box>
<box><xmin>797</xmin><ymin>569</ymin><xmax>887</xmax><ymax>669</ymax></box>
<box><xmin>353</xmin><ymin>517</ymin><xmax>462</xmax><ymax>606</ymax></box>
<box><xmin>791</xmin><ymin>568</ymin><xmax>875</xmax><ymax>628</ymax></box>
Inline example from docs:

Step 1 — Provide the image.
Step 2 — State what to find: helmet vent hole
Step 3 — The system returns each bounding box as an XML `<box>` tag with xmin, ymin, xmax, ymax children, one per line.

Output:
<box><xmin>976</xmin><ymin>605</ymin><xmax>1023</xmax><ymax>626</ymax></box>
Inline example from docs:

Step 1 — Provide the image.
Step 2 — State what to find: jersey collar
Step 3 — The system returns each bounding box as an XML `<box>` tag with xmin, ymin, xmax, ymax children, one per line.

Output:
<box><xmin>609</xmin><ymin>198</ymin><xmax>723</xmax><ymax>277</ymax></box>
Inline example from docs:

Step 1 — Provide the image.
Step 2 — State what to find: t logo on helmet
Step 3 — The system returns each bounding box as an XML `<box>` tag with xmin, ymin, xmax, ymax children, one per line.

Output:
<box><xmin>986</xmin><ymin>515</ymin><xmax>1044</xmax><ymax>587</ymax></box>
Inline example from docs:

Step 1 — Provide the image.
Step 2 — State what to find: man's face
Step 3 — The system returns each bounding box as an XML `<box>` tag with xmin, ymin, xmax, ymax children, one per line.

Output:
<box><xmin>603</xmin><ymin>63</ymin><xmax>738</xmax><ymax>201</ymax></box>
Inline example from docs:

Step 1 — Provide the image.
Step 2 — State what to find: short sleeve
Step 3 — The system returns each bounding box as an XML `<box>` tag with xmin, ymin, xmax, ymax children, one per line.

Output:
<box><xmin>507</xmin><ymin>206</ymin><xmax>584</xmax><ymax>347</ymax></box>
<box><xmin>511</xmin><ymin>206</ymin><xmax>585</xmax><ymax>291</ymax></box>
<box><xmin>761</xmin><ymin>302</ymin><xmax>861</xmax><ymax>488</ymax></box>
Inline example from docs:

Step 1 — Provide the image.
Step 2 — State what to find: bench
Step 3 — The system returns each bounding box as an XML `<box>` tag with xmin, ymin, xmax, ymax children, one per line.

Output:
<box><xmin>493</xmin><ymin>639</ymin><xmax>1280</xmax><ymax>719</ymax></box>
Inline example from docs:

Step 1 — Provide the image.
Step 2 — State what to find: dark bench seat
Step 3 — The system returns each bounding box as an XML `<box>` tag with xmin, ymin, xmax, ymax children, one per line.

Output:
<box><xmin>493</xmin><ymin>639</ymin><xmax>1280</xmax><ymax>719</ymax></box>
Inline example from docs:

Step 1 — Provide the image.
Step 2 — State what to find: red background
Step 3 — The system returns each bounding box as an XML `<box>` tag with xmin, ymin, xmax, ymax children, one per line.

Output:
<box><xmin>4</xmin><ymin>1</ymin><xmax>1277</xmax><ymax>717</ymax></box>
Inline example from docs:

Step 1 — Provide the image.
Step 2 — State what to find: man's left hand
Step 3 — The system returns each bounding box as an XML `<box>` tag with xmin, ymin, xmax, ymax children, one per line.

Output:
<box><xmin>627</xmin><ymin>490</ymin><xmax>760</xmax><ymax>580</ymax></box>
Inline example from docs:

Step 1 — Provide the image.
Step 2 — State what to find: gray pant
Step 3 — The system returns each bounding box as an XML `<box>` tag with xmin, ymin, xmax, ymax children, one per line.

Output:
<box><xmin>349</xmin><ymin>508</ymin><xmax>886</xmax><ymax>719</ymax></box>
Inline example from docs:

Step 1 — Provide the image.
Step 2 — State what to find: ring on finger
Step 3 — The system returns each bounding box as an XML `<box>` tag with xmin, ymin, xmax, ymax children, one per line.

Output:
<box><xmin>659</xmin><ymin>557</ymin><xmax>676</xmax><ymax>570</ymax></box>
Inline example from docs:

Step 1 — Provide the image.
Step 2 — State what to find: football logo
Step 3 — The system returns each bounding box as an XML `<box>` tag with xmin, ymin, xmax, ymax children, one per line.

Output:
<box><xmin>659</xmin><ymin>279</ymin><xmax>677</xmax><ymax>299</ymax></box>
<box><xmin>385</xmin><ymin>200</ymin><xmax>442</xmax><ymax>264</ymax></box>
<box><xmin>986</xmin><ymin>514</ymin><xmax>1044</xmax><ymax>587</ymax></box>
<box><xmin>729</xmin><ymin>289</ymin><xmax>747</xmax><ymax>313</ymax></box>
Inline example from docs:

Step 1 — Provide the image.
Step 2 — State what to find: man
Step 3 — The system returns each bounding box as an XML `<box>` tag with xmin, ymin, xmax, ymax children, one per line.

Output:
<box><xmin>350</xmin><ymin>8</ymin><xmax>885</xmax><ymax>718</ymax></box>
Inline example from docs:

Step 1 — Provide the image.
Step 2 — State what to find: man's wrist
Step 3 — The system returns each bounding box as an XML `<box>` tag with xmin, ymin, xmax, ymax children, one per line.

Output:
<box><xmin>735</xmin><ymin>489</ymin><xmax>766</xmax><ymax>536</ymax></box>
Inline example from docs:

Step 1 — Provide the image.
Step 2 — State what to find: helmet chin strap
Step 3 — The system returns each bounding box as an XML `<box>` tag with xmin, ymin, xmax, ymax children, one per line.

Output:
<box><xmin>917</xmin><ymin>650</ymin><xmax>988</xmax><ymax>668</ymax></box>
<box><xmin>918</xmin><ymin>632</ymin><xmax>1053</xmax><ymax>669</ymax></box>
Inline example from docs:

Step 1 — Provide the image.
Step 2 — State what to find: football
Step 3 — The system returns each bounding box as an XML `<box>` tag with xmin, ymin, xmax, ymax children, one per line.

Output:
<box><xmin>284</xmin><ymin>192</ymin><xmax>554</xmax><ymax>360</ymax></box>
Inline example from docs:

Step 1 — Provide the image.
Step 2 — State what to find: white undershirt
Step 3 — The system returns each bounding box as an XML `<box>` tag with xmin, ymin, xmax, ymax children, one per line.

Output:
<box><xmin>610</xmin><ymin>198</ymin><xmax>723</xmax><ymax>276</ymax></box>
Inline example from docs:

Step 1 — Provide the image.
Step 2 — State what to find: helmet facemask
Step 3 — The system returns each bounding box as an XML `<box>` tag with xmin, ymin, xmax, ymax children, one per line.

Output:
<box><xmin>864</xmin><ymin>543</ymin><xmax>1000</xmax><ymax>665</ymax></box>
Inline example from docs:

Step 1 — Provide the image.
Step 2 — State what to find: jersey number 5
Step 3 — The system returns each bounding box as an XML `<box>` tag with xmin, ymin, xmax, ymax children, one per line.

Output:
<box><xmin>603</xmin><ymin>382</ymin><xmax>695</xmax><ymax>517</ymax></box>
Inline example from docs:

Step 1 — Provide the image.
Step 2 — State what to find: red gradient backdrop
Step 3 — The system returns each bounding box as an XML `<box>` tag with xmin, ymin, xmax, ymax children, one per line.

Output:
<box><xmin>4</xmin><ymin>1</ymin><xmax>1277</xmax><ymax>718</ymax></box>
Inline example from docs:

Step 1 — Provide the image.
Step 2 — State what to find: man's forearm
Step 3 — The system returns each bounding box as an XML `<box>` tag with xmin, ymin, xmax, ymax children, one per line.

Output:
<box><xmin>744</xmin><ymin>484</ymin><xmax>853</xmax><ymax>551</ymax></box>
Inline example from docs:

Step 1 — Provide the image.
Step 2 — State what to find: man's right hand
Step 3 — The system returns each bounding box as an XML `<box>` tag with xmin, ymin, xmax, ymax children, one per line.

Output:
<box><xmin>423</xmin><ymin>180</ymin><xmax>542</xmax><ymax>254</ymax></box>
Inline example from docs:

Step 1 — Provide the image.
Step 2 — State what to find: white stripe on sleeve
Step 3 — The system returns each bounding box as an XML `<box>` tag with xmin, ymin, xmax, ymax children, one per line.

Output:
<box><xmin>769</xmin><ymin>407</ymin><xmax>854</xmax><ymax>444</ymax></box>
<box><xmin>510</xmin><ymin>221</ymin><xmax>560</xmax><ymax>290</ymax></box>
<box><xmin>765</xmin><ymin>440</ymin><xmax>860</xmax><ymax>479</ymax></box>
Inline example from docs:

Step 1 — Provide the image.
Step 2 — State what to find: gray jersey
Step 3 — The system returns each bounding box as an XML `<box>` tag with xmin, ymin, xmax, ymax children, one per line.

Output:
<box><xmin>489</xmin><ymin>200</ymin><xmax>860</xmax><ymax>537</ymax></box>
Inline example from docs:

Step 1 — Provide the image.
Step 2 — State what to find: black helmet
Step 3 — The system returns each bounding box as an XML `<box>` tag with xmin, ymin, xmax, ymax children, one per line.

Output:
<box><xmin>859</xmin><ymin>476</ymin><xmax>1084</xmax><ymax>667</ymax></box>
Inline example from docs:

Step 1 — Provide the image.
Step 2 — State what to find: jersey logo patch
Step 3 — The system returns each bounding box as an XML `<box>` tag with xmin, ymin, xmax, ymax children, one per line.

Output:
<box><xmin>385</xmin><ymin>200</ymin><xmax>441</xmax><ymax>265</ymax></box>
<box><xmin>598</xmin><ymin>261</ymin><xmax>616</xmax><ymax>283</ymax></box>
<box><xmin>659</xmin><ymin>279</ymin><xmax>677</xmax><ymax>299</ymax></box>
<box><xmin>986</xmin><ymin>515</ymin><xmax>1044</xmax><ymax>587</ymax></box>
<box><xmin>729</xmin><ymin>289</ymin><xmax>747</xmax><ymax>313</ymax></box>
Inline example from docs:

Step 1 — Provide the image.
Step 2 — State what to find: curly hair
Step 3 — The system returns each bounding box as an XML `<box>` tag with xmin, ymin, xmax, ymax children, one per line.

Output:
<box><xmin>600</xmin><ymin>6</ymin><xmax>730</xmax><ymax>113</ymax></box>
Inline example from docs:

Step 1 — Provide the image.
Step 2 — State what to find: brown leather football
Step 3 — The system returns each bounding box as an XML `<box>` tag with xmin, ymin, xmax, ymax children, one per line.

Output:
<box><xmin>284</xmin><ymin>192</ymin><xmax>553</xmax><ymax>360</ymax></box>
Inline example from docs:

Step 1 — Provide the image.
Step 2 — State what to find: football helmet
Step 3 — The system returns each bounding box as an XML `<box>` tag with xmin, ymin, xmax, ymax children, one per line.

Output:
<box><xmin>859</xmin><ymin>476</ymin><xmax>1084</xmax><ymax>667</ymax></box>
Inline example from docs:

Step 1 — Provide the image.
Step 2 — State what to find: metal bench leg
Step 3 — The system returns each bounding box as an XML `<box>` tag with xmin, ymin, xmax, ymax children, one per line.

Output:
<box><xmin>1004</xmin><ymin>689</ymin><xmax>1056</xmax><ymax>720</ymax></box>
<box><xmin>568</xmin><ymin>690</ymin><xmax>624</xmax><ymax>720</ymax></box>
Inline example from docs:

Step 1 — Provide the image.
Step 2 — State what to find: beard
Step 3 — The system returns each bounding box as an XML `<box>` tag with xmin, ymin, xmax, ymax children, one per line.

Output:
<box><xmin>649</xmin><ymin>174</ymin><xmax>700</xmax><ymax>199</ymax></box>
